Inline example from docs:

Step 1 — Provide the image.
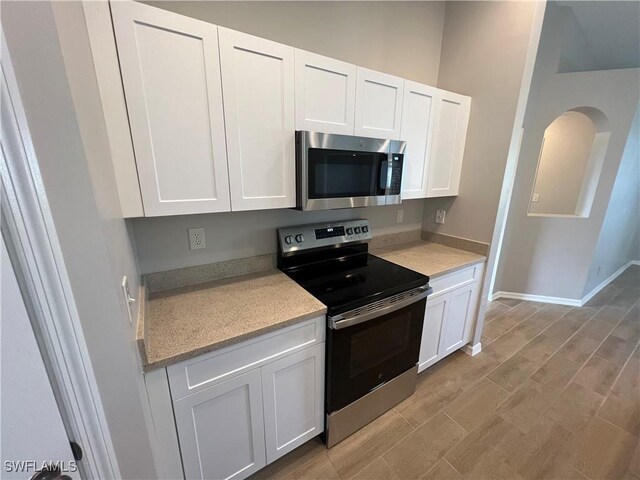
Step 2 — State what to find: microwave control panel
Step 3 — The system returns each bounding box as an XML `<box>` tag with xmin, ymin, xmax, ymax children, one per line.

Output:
<box><xmin>388</xmin><ymin>155</ymin><xmax>403</xmax><ymax>195</ymax></box>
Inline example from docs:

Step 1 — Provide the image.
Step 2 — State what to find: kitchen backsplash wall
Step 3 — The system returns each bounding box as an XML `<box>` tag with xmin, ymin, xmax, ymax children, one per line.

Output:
<box><xmin>131</xmin><ymin>200</ymin><xmax>424</xmax><ymax>274</ymax></box>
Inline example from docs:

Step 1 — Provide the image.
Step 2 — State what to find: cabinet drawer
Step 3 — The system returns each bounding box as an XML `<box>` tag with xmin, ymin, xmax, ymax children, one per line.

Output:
<box><xmin>168</xmin><ymin>316</ymin><xmax>325</xmax><ymax>400</ymax></box>
<box><xmin>430</xmin><ymin>263</ymin><xmax>482</xmax><ymax>296</ymax></box>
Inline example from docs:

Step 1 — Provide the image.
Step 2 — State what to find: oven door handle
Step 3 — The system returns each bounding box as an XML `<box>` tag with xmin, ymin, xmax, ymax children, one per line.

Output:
<box><xmin>328</xmin><ymin>284</ymin><xmax>432</xmax><ymax>330</ymax></box>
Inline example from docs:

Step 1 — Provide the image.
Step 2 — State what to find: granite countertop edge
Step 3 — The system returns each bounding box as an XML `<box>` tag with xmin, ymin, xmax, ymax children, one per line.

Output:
<box><xmin>428</xmin><ymin>257</ymin><xmax>486</xmax><ymax>278</ymax></box>
<box><xmin>371</xmin><ymin>240</ymin><xmax>487</xmax><ymax>279</ymax></box>
<box><xmin>141</xmin><ymin>307</ymin><xmax>326</xmax><ymax>372</ymax></box>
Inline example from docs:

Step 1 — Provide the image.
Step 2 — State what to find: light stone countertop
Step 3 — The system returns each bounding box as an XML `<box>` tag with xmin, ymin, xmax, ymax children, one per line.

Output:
<box><xmin>138</xmin><ymin>240</ymin><xmax>485</xmax><ymax>371</ymax></box>
<box><xmin>140</xmin><ymin>270</ymin><xmax>326</xmax><ymax>371</ymax></box>
<box><xmin>372</xmin><ymin>240</ymin><xmax>486</xmax><ymax>278</ymax></box>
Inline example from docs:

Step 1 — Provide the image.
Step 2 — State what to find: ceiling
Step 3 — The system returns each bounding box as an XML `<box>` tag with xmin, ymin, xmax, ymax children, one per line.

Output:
<box><xmin>556</xmin><ymin>1</ymin><xmax>640</xmax><ymax>72</ymax></box>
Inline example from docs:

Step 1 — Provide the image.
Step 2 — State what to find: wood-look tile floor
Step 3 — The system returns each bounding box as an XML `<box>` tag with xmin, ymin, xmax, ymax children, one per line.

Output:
<box><xmin>252</xmin><ymin>266</ymin><xmax>640</xmax><ymax>480</ymax></box>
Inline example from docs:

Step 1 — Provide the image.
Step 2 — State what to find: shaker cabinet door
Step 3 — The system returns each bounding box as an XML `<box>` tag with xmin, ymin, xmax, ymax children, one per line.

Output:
<box><xmin>439</xmin><ymin>284</ymin><xmax>475</xmax><ymax>357</ymax></box>
<box><xmin>173</xmin><ymin>369</ymin><xmax>266</xmax><ymax>480</ymax></box>
<box><xmin>295</xmin><ymin>50</ymin><xmax>356</xmax><ymax>135</ymax></box>
<box><xmin>399</xmin><ymin>81</ymin><xmax>439</xmax><ymax>199</ymax></box>
<box><xmin>354</xmin><ymin>67</ymin><xmax>404</xmax><ymax>140</ymax></box>
<box><xmin>111</xmin><ymin>1</ymin><xmax>231</xmax><ymax>216</ymax></box>
<box><xmin>426</xmin><ymin>91</ymin><xmax>471</xmax><ymax>197</ymax></box>
<box><xmin>219</xmin><ymin>28</ymin><xmax>296</xmax><ymax>211</ymax></box>
<box><xmin>418</xmin><ymin>293</ymin><xmax>448</xmax><ymax>373</ymax></box>
<box><xmin>261</xmin><ymin>344</ymin><xmax>325</xmax><ymax>463</ymax></box>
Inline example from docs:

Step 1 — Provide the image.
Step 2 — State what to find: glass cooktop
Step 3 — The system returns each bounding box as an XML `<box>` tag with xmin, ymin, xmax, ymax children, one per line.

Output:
<box><xmin>283</xmin><ymin>253</ymin><xmax>428</xmax><ymax>315</ymax></box>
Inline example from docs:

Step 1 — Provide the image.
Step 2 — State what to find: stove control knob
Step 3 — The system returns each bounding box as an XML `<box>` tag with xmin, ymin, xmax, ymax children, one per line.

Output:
<box><xmin>284</xmin><ymin>235</ymin><xmax>294</xmax><ymax>245</ymax></box>
<box><xmin>346</xmin><ymin>228</ymin><xmax>354</xmax><ymax>235</ymax></box>
<box><xmin>295</xmin><ymin>234</ymin><xmax>304</xmax><ymax>243</ymax></box>
<box><xmin>354</xmin><ymin>227</ymin><xmax>361</xmax><ymax>234</ymax></box>
<box><xmin>362</xmin><ymin>225</ymin><xmax>369</xmax><ymax>233</ymax></box>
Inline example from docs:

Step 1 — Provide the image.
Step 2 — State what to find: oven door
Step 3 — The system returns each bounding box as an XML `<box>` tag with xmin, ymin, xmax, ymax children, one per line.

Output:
<box><xmin>296</xmin><ymin>131</ymin><xmax>405</xmax><ymax>211</ymax></box>
<box><xmin>326</xmin><ymin>294</ymin><xmax>428</xmax><ymax>413</ymax></box>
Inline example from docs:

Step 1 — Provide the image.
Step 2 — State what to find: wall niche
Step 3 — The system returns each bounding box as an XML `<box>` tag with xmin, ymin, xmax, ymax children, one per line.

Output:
<box><xmin>529</xmin><ymin>107</ymin><xmax>610</xmax><ymax>218</ymax></box>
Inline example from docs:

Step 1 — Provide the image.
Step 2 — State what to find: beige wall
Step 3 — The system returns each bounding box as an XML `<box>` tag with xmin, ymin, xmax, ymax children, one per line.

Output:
<box><xmin>422</xmin><ymin>1</ymin><xmax>539</xmax><ymax>243</ymax></box>
<box><xmin>144</xmin><ymin>1</ymin><xmax>445</xmax><ymax>85</ymax></box>
<box><xmin>494</xmin><ymin>3</ymin><xmax>640</xmax><ymax>301</ymax></box>
<box><xmin>530</xmin><ymin>111</ymin><xmax>596</xmax><ymax>215</ymax></box>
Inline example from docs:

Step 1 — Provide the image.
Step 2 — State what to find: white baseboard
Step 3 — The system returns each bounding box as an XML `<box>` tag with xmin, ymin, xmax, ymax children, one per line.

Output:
<box><xmin>580</xmin><ymin>260</ymin><xmax>637</xmax><ymax>305</ymax></box>
<box><xmin>491</xmin><ymin>291</ymin><xmax>582</xmax><ymax>307</ymax></box>
<box><xmin>463</xmin><ymin>343</ymin><xmax>482</xmax><ymax>356</ymax></box>
<box><xmin>492</xmin><ymin>260</ymin><xmax>638</xmax><ymax>308</ymax></box>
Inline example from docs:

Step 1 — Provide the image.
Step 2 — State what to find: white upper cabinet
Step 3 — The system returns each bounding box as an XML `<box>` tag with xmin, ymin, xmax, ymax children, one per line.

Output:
<box><xmin>111</xmin><ymin>1</ymin><xmax>231</xmax><ymax>216</ymax></box>
<box><xmin>354</xmin><ymin>67</ymin><xmax>404</xmax><ymax>140</ymax></box>
<box><xmin>294</xmin><ymin>50</ymin><xmax>357</xmax><ymax>135</ymax></box>
<box><xmin>219</xmin><ymin>28</ymin><xmax>296</xmax><ymax>211</ymax></box>
<box><xmin>99</xmin><ymin>3</ymin><xmax>473</xmax><ymax>217</ymax></box>
<box><xmin>426</xmin><ymin>90</ymin><xmax>471</xmax><ymax>198</ymax></box>
<box><xmin>399</xmin><ymin>81</ymin><xmax>439</xmax><ymax>200</ymax></box>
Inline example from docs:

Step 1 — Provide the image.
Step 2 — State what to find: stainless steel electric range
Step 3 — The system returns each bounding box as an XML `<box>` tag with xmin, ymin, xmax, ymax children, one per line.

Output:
<box><xmin>277</xmin><ymin>219</ymin><xmax>432</xmax><ymax>448</ymax></box>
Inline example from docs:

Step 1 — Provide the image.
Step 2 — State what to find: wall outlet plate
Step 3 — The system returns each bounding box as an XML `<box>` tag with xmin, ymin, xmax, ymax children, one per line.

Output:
<box><xmin>532</xmin><ymin>193</ymin><xmax>540</xmax><ymax>202</ymax></box>
<box><xmin>435</xmin><ymin>210</ymin><xmax>446</xmax><ymax>224</ymax></box>
<box><xmin>396</xmin><ymin>209</ymin><xmax>404</xmax><ymax>224</ymax></box>
<box><xmin>188</xmin><ymin>228</ymin><xmax>206</xmax><ymax>250</ymax></box>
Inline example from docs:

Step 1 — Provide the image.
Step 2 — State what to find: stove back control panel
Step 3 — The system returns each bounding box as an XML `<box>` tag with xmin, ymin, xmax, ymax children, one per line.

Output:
<box><xmin>278</xmin><ymin>219</ymin><xmax>372</xmax><ymax>254</ymax></box>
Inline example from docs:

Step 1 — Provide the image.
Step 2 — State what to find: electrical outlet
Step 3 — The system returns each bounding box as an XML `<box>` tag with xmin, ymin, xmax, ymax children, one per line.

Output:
<box><xmin>121</xmin><ymin>276</ymin><xmax>135</xmax><ymax>324</ymax></box>
<box><xmin>396</xmin><ymin>209</ymin><xmax>404</xmax><ymax>224</ymax></box>
<box><xmin>435</xmin><ymin>210</ymin><xmax>446</xmax><ymax>224</ymax></box>
<box><xmin>532</xmin><ymin>193</ymin><xmax>540</xmax><ymax>202</ymax></box>
<box><xmin>188</xmin><ymin>228</ymin><xmax>206</xmax><ymax>250</ymax></box>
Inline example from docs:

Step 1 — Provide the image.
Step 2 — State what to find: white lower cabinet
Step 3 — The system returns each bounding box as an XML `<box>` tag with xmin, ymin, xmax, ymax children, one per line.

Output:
<box><xmin>418</xmin><ymin>294</ymin><xmax>448</xmax><ymax>371</ymax></box>
<box><xmin>440</xmin><ymin>283</ymin><xmax>476</xmax><ymax>356</ymax></box>
<box><xmin>261</xmin><ymin>344</ymin><xmax>325</xmax><ymax>463</ymax></box>
<box><xmin>418</xmin><ymin>263</ymin><xmax>484</xmax><ymax>373</ymax></box>
<box><xmin>174</xmin><ymin>369</ymin><xmax>267</xmax><ymax>480</ymax></box>
<box><xmin>162</xmin><ymin>317</ymin><xmax>326</xmax><ymax>480</ymax></box>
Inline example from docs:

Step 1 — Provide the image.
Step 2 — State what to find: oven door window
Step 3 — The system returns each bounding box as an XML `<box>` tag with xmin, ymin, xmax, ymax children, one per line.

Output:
<box><xmin>327</xmin><ymin>299</ymin><xmax>426</xmax><ymax>412</ymax></box>
<box><xmin>307</xmin><ymin>149</ymin><xmax>387</xmax><ymax>199</ymax></box>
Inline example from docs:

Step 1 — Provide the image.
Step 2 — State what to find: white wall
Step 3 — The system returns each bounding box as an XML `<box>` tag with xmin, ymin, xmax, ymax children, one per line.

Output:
<box><xmin>494</xmin><ymin>3</ymin><xmax>640</xmax><ymax>301</ymax></box>
<box><xmin>1</xmin><ymin>2</ymin><xmax>156</xmax><ymax>478</ymax></box>
<box><xmin>530</xmin><ymin>111</ymin><xmax>596</xmax><ymax>215</ymax></box>
<box><xmin>1</xmin><ymin>239</ymin><xmax>77</xmax><ymax>480</ymax></box>
<box><xmin>556</xmin><ymin>4</ymin><xmax>600</xmax><ymax>74</ymax></box>
<box><xmin>132</xmin><ymin>200</ymin><xmax>424</xmax><ymax>274</ymax></box>
<box><xmin>422</xmin><ymin>1</ymin><xmax>539</xmax><ymax>243</ymax></box>
<box><xmin>143</xmin><ymin>1</ymin><xmax>445</xmax><ymax>86</ymax></box>
<box><xmin>584</xmin><ymin>105</ymin><xmax>640</xmax><ymax>295</ymax></box>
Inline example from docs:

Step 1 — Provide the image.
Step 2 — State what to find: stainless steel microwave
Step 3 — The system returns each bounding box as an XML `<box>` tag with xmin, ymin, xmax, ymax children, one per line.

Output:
<box><xmin>295</xmin><ymin>131</ymin><xmax>406</xmax><ymax>211</ymax></box>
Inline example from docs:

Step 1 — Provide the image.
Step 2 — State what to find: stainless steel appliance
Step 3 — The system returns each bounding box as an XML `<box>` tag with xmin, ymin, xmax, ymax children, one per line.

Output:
<box><xmin>295</xmin><ymin>131</ymin><xmax>406</xmax><ymax>211</ymax></box>
<box><xmin>277</xmin><ymin>219</ymin><xmax>432</xmax><ymax>448</ymax></box>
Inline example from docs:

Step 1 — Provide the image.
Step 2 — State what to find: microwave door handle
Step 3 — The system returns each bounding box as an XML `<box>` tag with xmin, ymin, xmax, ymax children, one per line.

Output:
<box><xmin>379</xmin><ymin>157</ymin><xmax>394</xmax><ymax>193</ymax></box>
<box><xmin>379</xmin><ymin>160</ymin><xmax>388</xmax><ymax>191</ymax></box>
<box><xmin>387</xmin><ymin>153</ymin><xmax>394</xmax><ymax>191</ymax></box>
